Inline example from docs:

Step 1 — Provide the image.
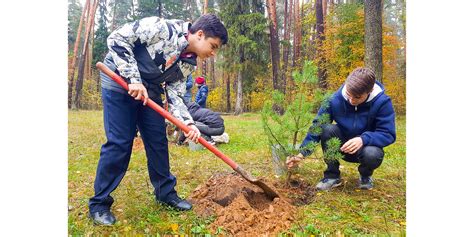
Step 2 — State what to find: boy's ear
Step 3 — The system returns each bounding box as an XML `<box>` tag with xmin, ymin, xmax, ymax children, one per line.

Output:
<box><xmin>196</xmin><ymin>29</ymin><xmax>204</xmax><ymax>39</ymax></box>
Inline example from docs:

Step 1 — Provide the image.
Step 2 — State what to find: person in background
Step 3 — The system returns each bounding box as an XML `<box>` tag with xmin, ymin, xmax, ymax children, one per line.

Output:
<box><xmin>183</xmin><ymin>74</ymin><xmax>194</xmax><ymax>104</ymax></box>
<box><xmin>178</xmin><ymin>101</ymin><xmax>225</xmax><ymax>145</ymax></box>
<box><xmin>195</xmin><ymin>76</ymin><xmax>208</xmax><ymax>108</ymax></box>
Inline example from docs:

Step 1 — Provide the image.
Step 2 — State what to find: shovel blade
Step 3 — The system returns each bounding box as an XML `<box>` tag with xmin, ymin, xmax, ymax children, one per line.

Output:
<box><xmin>235</xmin><ymin>166</ymin><xmax>279</xmax><ymax>200</ymax></box>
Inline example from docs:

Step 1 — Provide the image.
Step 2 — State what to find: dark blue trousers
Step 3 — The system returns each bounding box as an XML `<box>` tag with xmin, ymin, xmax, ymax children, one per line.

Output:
<box><xmin>320</xmin><ymin>124</ymin><xmax>384</xmax><ymax>179</ymax></box>
<box><xmin>88</xmin><ymin>88</ymin><xmax>178</xmax><ymax>213</ymax></box>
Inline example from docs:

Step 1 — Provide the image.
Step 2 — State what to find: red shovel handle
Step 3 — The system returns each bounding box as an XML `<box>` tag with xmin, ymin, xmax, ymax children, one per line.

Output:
<box><xmin>96</xmin><ymin>62</ymin><xmax>239</xmax><ymax>170</ymax></box>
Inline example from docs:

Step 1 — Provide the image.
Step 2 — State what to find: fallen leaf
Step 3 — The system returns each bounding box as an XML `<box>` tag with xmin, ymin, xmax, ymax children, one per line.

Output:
<box><xmin>170</xmin><ymin>223</ymin><xmax>179</xmax><ymax>232</ymax></box>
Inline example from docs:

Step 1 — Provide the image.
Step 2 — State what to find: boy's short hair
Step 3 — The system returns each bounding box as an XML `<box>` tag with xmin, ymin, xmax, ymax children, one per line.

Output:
<box><xmin>345</xmin><ymin>67</ymin><xmax>376</xmax><ymax>95</ymax></box>
<box><xmin>189</xmin><ymin>14</ymin><xmax>228</xmax><ymax>45</ymax></box>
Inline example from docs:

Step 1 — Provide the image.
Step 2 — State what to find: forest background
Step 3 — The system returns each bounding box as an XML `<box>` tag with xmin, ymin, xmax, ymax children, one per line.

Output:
<box><xmin>3</xmin><ymin>0</ymin><xmax>474</xmax><ymax>236</ymax></box>
<box><xmin>67</xmin><ymin>0</ymin><xmax>406</xmax><ymax>114</ymax></box>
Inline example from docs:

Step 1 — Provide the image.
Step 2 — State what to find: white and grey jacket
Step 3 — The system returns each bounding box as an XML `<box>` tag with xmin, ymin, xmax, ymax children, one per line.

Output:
<box><xmin>101</xmin><ymin>16</ymin><xmax>196</xmax><ymax>125</ymax></box>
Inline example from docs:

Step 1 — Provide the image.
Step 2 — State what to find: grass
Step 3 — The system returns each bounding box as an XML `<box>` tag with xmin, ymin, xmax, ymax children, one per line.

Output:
<box><xmin>69</xmin><ymin>110</ymin><xmax>405</xmax><ymax>236</ymax></box>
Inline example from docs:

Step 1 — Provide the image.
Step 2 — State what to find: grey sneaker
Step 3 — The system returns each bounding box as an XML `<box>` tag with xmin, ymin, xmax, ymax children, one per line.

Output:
<box><xmin>359</xmin><ymin>176</ymin><xmax>374</xmax><ymax>190</ymax></box>
<box><xmin>316</xmin><ymin>177</ymin><xmax>342</xmax><ymax>191</ymax></box>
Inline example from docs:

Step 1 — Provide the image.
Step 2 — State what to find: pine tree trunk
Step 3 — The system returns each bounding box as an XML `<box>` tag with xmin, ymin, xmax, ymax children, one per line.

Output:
<box><xmin>266</xmin><ymin>0</ymin><xmax>281</xmax><ymax>92</ymax></box>
<box><xmin>86</xmin><ymin>14</ymin><xmax>95</xmax><ymax>83</ymax></box>
<box><xmin>131</xmin><ymin>0</ymin><xmax>135</xmax><ymax>19</ymax></box>
<box><xmin>157</xmin><ymin>0</ymin><xmax>162</xmax><ymax>17</ymax></box>
<box><xmin>210</xmin><ymin>57</ymin><xmax>215</xmax><ymax>88</ymax></box>
<box><xmin>68</xmin><ymin>0</ymin><xmax>90</xmax><ymax>109</ymax></box>
<box><xmin>234</xmin><ymin>69</ymin><xmax>243</xmax><ymax>115</ymax></box>
<box><xmin>84</xmin><ymin>46</ymin><xmax>89</xmax><ymax>83</ymax></box>
<box><xmin>281</xmin><ymin>0</ymin><xmax>291</xmax><ymax>94</ymax></box>
<box><xmin>73</xmin><ymin>0</ymin><xmax>99</xmax><ymax>110</ymax></box>
<box><xmin>322</xmin><ymin>0</ymin><xmax>327</xmax><ymax>16</ymax></box>
<box><xmin>198</xmin><ymin>0</ymin><xmax>209</xmax><ymax>79</ymax></box>
<box><xmin>364</xmin><ymin>0</ymin><xmax>383</xmax><ymax>83</ymax></box>
<box><xmin>111</xmin><ymin>0</ymin><xmax>117</xmax><ymax>30</ymax></box>
<box><xmin>293</xmin><ymin>0</ymin><xmax>301</xmax><ymax>67</ymax></box>
<box><xmin>226</xmin><ymin>72</ymin><xmax>231</xmax><ymax>113</ymax></box>
<box><xmin>316</xmin><ymin>0</ymin><xmax>327</xmax><ymax>88</ymax></box>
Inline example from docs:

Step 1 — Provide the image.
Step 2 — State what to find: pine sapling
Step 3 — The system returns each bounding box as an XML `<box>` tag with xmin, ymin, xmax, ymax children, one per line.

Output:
<box><xmin>261</xmin><ymin>61</ymin><xmax>332</xmax><ymax>180</ymax></box>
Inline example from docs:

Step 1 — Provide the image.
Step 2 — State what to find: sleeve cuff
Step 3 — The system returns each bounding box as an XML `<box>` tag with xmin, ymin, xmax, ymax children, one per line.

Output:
<box><xmin>360</xmin><ymin>134</ymin><xmax>369</xmax><ymax>146</ymax></box>
<box><xmin>184</xmin><ymin>120</ymin><xmax>195</xmax><ymax>126</ymax></box>
<box><xmin>129</xmin><ymin>78</ymin><xmax>142</xmax><ymax>84</ymax></box>
<box><xmin>299</xmin><ymin>148</ymin><xmax>312</xmax><ymax>157</ymax></box>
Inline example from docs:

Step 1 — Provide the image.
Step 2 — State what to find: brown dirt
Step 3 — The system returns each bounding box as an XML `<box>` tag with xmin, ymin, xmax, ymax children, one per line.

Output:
<box><xmin>189</xmin><ymin>173</ymin><xmax>305</xmax><ymax>236</ymax></box>
<box><xmin>275</xmin><ymin>178</ymin><xmax>317</xmax><ymax>206</ymax></box>
<box><xmin>133</xmin><ymin>137</ymin><xmax>317</xmax><ymax>235</ymax></box>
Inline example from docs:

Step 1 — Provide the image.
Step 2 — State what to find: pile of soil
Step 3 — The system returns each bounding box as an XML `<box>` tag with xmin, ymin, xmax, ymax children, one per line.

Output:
<box><xmin>189</xmin><ymin>173</ymin><xmax>297</xmax><ymax>236</ymax></box>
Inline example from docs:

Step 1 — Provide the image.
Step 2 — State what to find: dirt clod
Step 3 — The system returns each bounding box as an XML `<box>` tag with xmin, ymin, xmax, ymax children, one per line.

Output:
<box><xmin>189</xmin><ymin>173</ymin><xmax>297</xmax><ymax>236</ymax></box>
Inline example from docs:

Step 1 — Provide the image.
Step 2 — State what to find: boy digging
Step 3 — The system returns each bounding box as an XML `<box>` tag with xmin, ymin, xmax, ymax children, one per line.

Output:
<box><xmin>89</xmin><ymin>14</ymin><xmax>228</xmax><ymax>225</ymax></box>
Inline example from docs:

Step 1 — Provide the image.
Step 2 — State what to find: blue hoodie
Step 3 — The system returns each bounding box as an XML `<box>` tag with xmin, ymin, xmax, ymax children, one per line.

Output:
<box><xmin>195</xmin><ymin>84</ymin><xmax>209</xmax><ymax>108</ymax></box>
<box><xmin>300</xmin><ymin>81</ymin><xmax>396</xmax><ymax>157</ymax></box>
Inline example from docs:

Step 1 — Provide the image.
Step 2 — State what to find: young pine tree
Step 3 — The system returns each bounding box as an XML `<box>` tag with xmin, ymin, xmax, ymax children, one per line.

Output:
<box><xmin>261</xmin><ymin>61</ymin><xmax>335</xmax><ymax>177</ymax></box>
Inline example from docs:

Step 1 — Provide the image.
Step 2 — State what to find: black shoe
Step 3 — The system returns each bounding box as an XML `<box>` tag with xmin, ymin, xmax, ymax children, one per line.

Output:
<box><xmin>177</xmin><ymin>131</ymin><xmax>186</xmax><ymax>145</ymax></box>
<box><xmin>158</xmin><ymin>197</ymin><xmax>192</xmax><ymax>211</ymax></box>
<box><xmin>359</xmin><ymin>176</ymin><xmax>374</xmax><ymax>190</ymax></box>
<box><xmin>89</xmin><ymin>210</ymin><xmax>116</xmax><ymax>226</ymax></box>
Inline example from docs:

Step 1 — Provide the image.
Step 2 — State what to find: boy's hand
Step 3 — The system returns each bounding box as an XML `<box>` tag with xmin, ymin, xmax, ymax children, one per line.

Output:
<box><xmin>286</xmin><ymin>153</ymin><xmax>304</xmax><ymax>169</ymax></box>
<box><xmin>128</xmin><ymin>83</ymin><xmax>149</xmax><ymax>105</ymax></box>
<box><xmin>185</xmin><ymin>124</ymin><xmax>201</xmax><ymax>143</ymax></box>
<box><xmin>341</xmin><ymin>137</ymin><xmax>363</xmax><ymax>154</ymax></box>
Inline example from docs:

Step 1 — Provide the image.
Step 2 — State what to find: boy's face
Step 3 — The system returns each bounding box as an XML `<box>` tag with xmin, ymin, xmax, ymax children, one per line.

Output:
<box><xmin>345</xmin><ymin>90</ymin><xmax>370</xmax><ymax>106</ymax></box>
<box><xmin>188</xmin><ymin>30</ymin><xmax>222</xmax><ymax>59</ymax></box>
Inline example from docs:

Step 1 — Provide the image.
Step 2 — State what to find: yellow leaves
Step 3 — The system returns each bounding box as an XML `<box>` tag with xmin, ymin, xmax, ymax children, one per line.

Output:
<box><xmin>169</xmin><ymin>223</ymin><xmax>179</xmax><ymax>232</ymax></box>
<box><xmin>315</xmin><ymin>3</ymin><xmax>405</xmax><ymax>114</ymax></box>
<box><xmin>207</xmin><ymin>87</ymin><xmax>225</xmax><ymax>111</ymax></box>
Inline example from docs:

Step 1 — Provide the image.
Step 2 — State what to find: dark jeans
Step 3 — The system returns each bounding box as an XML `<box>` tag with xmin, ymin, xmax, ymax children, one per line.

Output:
<box><xmin>89</xmin><ymin>88</ymin><xmax>179</xmax><ymax>213</ymax></box>
<box><xmin>195</xmin><ymin>121</ymin><xmax>225</xmax><ymax>137</ymax></box>
<box><xmin>178</xmin><ymin>121</ymin><xmax>224</xmax><ymax>143</ymax></box>
<box><xmin>321</xmin><ymin>124</ymin><xmax>384</xmax><ymax>179</ymax></box>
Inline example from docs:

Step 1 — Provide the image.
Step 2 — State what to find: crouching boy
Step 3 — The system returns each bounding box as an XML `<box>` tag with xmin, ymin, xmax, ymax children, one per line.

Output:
<box><xmin>286</xmin><ymin>67</ymin><xmax>396</xmax><ymax>190</ymax></box>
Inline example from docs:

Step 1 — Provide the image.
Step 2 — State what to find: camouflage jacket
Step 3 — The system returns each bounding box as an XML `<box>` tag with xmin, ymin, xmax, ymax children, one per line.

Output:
<box><xmin>106</xmin><ymin>16</ymin><xmax>195</xmax><ymax>125</ymax></box>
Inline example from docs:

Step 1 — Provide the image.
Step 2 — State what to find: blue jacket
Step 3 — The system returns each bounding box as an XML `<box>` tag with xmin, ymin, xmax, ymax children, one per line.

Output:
<box><xmin>183</xmin><ymin>75</ymin><xmax>193</xmax><ymax>103</ymax></box>
<box><xmin>300</xmin><ymin>81</ymin><xmax>396</xmax><ymax>156</ymax></box>
<box><xmin>195</xmin><ymin>85</ymin><xmax>209</xmax><ymax>108</ymax></box>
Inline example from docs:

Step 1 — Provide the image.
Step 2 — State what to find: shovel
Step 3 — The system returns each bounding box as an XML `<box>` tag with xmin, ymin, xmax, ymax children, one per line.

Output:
<box><xmin>96</xmin><ymin>62</ymin><xmax>279</xmax><ymax>200</ymax></box>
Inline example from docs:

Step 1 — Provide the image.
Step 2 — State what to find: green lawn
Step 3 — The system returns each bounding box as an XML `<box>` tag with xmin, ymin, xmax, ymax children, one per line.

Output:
<box><xmin>68</xmin><ymin>110</ymin><xmax>405</xmax><ymax>236</ymax></box>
